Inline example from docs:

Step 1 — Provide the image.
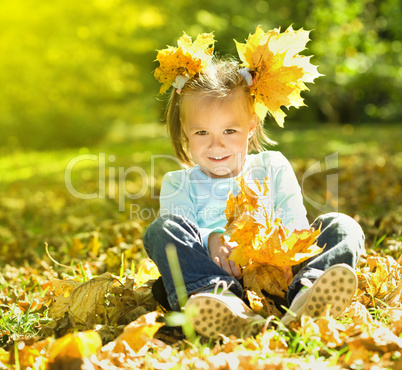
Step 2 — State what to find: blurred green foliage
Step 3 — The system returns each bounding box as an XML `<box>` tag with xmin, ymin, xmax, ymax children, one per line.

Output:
<box><xmin>0</xmin><ymin>0</ymin><xmax>401</xmax><ymax>149</ymax></box>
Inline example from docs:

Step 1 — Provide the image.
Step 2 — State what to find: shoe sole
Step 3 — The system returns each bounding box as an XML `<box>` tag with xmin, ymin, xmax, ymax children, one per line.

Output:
<box><xmin>281</xmin><ymin>264</ymin><xmax>357</xmax><ymax>325</ymax></box>
<box><xmin>185</xmin><ymin>294</ymin><xmax>263</xmax><ymax>339</ymax></box>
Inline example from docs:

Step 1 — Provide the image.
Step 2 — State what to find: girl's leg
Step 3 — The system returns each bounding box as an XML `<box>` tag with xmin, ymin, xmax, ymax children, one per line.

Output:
<box><xmin>287</xmin><ymin>212</ymin><xmax>365</xmax><ymax>304</ymax></box>
<box><xmin>143</xmin><ymin>213</ymin><xmax>243</xmax><ymax>311</ymax></box>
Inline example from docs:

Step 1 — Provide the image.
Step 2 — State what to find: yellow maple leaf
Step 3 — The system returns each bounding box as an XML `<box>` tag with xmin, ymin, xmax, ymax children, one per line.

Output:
<box><xmin>230</xmin><ymin>216</ymin><xmax>322</xmax><ymax>267</ymax></box>
<box><xmin>225</xmin><ymin>175</ymin><xmax>322</xmax><ymax>302</ymax></box>
<box><xmin>235</xmin><ymin>25</ymin><xmax>321</xmax><ymax>127</ymax></box>
<box><xmin>226</xmin><ymin>175</ymin><xmax>322</xmax><ymax>268</ymax></box>
<box><xmin>154</xmin><ymin>32</ymin><xmax>215</xmax><ymax>94</ymax></box>
<box><xmin>224</xmin><ymin>176</ymin><xmax>266</xmax><ymax>227</ymax></box>
<box><xmin>250</xmin><ymin>222</ymin><xmax>322</xmax><ymax>267</ymax></box>
<box><xmin>48</xmin><ymin>331</ymin><xmax>101</xmax><ymax>364</ymax></box>
<box><xmin>135</xmin><ymin>258</ymin><xmax>161</xmax><ymax>286</ymax></box>
<box><xmin>113</xmin><ymin>312</ymin><xmax>164</xmax><ymax>352</ymax></box>
<box><xmin>0</xmin><ymin>348</ymin><xmax>9</xmax><ymax>365</ymax></box>
<box><xmin>15</xmin><ymin>338</ymin><xmax>53</xmax><ymax>369</ymax></box>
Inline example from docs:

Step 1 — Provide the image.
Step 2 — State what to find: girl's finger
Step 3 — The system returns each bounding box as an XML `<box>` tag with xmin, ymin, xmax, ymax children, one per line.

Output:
<box><xmin>213</xmin><ymin>256</ymin><xmax>221</xmax><ymax>267</ymax></box>
<box><xmin>220</xmin><ymin>257</ymin><xmax>232</xmax><ymax>276</ymax></box>
<box><xmin>229</xmin><ymin>260</ymin><xmax>242</xmax><ymax>279</ymax></box>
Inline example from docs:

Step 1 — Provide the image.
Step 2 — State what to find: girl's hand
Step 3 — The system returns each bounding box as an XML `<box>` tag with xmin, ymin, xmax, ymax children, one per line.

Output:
<box><xmin>208</xmin><ymin>233</ymin><xmax>242</xmax><ymax>279</ymax></box>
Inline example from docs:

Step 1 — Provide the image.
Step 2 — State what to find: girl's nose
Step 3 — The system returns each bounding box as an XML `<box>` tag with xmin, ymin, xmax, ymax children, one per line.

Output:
<box><xmin>209</xmin><ymin>134</ymin><xmax>224</xmax><ymax>148</ymax></box>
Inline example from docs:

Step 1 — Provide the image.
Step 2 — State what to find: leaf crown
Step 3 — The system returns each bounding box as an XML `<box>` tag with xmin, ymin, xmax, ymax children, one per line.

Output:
<box><xmin>154</xmin><ymin>26</ymin><xmax>322</xmax><ymax>127</ymax></box>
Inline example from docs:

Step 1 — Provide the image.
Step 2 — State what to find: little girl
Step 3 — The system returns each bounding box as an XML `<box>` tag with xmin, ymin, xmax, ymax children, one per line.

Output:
<box><xmin>144</xmin><ymin>28</ymin><xmax>365</xmax><ymax>339</ymax></box>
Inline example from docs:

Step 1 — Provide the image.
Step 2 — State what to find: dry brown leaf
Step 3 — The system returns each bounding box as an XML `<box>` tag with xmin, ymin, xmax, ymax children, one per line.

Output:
<box><xmin>385</xmin><ymin>308</ymin><xmax>402</xmax><ymax>336</ymax></box>
<box><xmin>48</xmin><ymin>273</ymin><xmax>114</xmax><ymax>329</ymax></box>
<box><xmin>47</xmin><ymin>273</ymin><xmax>115</xmax><ymax>333</ymax></box>
<box><xmin>46</xmin><ymin>272</ymin><xmax>158</xmax><ymax>340</ymax></box>
<box><xmin>356</xmin><ymin>255</ymin><xmax>402</xmax><ymax>308</ymax></box>
<box><xmin>367</xmin><ymin>255</ymin><xmax>400</xmax><ymax>295</ymax></box>
<box><xmin>43</xmin><ymin>279</ymin><xmax>81</xmax><ymax>298</ymax></box>
<box><xmin>107</xmin><ymin>280</ymin><xmax>157</xmax><ymax>326</ymax></box>
<box><xmin>347</xmin><ymin>326</ymin><xmax>402</xmax><ymax>355</ymax></box>
<box><xmin>17</xmin><ymin>298</ymin><xmax>44</xmax><ymax>313</ymax></box>
<box><xmin>48</xmin><ymin>295</ymin><xmax>71</xmax><ymax>322</ymax></box>
<box><xmin>384</xmin><ymin>280</ymin><xmax>402</xmax><ymax>307</ymax></box>
<box><xmin>345</xmin><ymin>301</ymin><xmax>374</xmax><ymax>328</ymax></box>
<box><xmin>245</xmin><ymin>290</ymin><xmax>282</xmax><ymax>318</ymax></box>
<box><xmin>315</xmin><ymin>314</ymin><xmax>346</xmax><ymax>348</ymax></box>
<box><xmin>243</xmin><ymin>264</ymin><xmax>289</xmax><ymax>298</ymax></box>
<box><xmin>68</xmin><ymin>273</ymin><xmax>114</xmax><ymax>326</ymax></box>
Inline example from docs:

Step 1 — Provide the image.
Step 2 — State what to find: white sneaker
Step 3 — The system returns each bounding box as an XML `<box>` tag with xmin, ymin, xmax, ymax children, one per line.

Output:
<box><xmin>185</xmin><ymin>281</ymin><xmax>264</xmax><ymax>339</ymax></box>
<box><xmin>281</xmin><ymin>264</ymin><xmax>357</xmax><ymax>326</ymax></box>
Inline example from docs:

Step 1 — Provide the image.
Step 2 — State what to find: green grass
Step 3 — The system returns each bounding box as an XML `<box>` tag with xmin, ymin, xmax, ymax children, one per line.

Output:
<box><xmin>0</xmin><ymin>304</ymin><xmax>44</xmax><ymax>341</ymax></box>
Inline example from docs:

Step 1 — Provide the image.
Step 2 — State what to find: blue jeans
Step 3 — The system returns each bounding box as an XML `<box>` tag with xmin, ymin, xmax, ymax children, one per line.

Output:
<box><xmin>143</xmin><ymin>212</ymin><xmax>365</xmax><ymax>311</ymax></box>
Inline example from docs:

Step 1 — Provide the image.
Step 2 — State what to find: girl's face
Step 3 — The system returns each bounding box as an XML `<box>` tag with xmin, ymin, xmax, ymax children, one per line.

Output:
<box><xmin>182</xmin><ymin>90</ymin><xmax>257</xmax><ymax>178</ymax></box>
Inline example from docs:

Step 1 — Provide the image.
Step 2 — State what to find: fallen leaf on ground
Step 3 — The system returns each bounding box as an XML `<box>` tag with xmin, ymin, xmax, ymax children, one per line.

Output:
<box><xmin>109</xmin><ymin>311</ymin><xmax>164</xmax><ymax>352</ymax></box>
<box><xmin>347</xmin><ymin>326</ymin><xmax>402</xmax><ymax>355</ymax></box>
<box><xmin>47</xmin><ymin>330</ymin><xmax>102</xmax><ymax>369</ymax></box>
<box><xmin>0</xmin><ymin>349</ymin><xmax>9</xmax><ymax>366</ymax></box>
<box><xmin>43</xmin><ymin>279</ymin><xmax>81</xmax><ymax>298</ymax></box>
<box><xmin>14</xmin><ymin>338</ymin><xmax>53</xmax><ymax>369</ymax></box>
<box><xmin>48</xmin><ymin>273</ymin><xmax>115</xmax><ymax>330</ymax></box>
<box><xmin>135</xmin><ymin>258</ymin><xmax>160</xmax><ymax>286</ymax></box>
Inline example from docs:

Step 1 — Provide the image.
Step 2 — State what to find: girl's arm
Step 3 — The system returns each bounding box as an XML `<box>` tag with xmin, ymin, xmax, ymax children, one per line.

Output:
<box><xmin>159</xmin><ymin>171</ymin><xmax>225</xmax><ymax>249</ymax></box>
<box><xmin>160</xmin><ymin>171</ymin><xmax>241</xmax><ymax>278</ymax></box>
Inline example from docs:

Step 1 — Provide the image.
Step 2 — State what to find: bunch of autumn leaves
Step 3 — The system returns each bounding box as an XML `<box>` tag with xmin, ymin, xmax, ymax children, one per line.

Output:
<box><xmin>154</xmin><ymin>25</ymin><xmax>321</xmax><ymax>127</ymax></box>
<box><xmin>223</xmin><ymin>176</ymin><xmax>322</xmax><ymax>316</ymax></box>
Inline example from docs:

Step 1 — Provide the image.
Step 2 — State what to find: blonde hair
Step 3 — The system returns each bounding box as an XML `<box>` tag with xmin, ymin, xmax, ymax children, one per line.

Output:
<box><xmin>166</xmin><ymin>58</ymin><xmax>275</xmax><ymax>166</ymax></box>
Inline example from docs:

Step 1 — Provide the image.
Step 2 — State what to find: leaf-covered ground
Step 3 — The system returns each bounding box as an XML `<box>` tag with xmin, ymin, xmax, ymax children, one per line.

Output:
<box><xmin>0</xmin><ymin>122</ymin><xmax>401</xmax><ymax>369</ymax></box>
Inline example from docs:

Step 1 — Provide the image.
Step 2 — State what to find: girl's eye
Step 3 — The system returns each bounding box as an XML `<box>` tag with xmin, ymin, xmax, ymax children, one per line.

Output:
<box><xmin>224</xmin><ymin>129</ymin><xmax>236</xmax><ymax>134</ymax></box>
<box><xmin>195</xmin><ymin>131</ymin><xmax>208</xmax><ymax>135</ymax></box>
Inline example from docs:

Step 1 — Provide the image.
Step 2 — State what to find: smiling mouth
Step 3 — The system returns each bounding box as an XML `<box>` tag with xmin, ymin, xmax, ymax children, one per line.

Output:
<box><xmin>208</xmin><ymin>155</ymin><xmax>230</xmax><ymax>161</ymax></box>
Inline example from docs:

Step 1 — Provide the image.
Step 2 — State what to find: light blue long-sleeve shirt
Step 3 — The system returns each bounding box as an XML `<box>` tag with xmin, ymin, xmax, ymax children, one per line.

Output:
<box><xmin>159</xmin><ymin>151</ymin><xmax>309</xmax><ymax>249</ymax></box>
